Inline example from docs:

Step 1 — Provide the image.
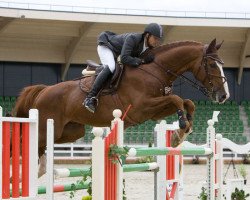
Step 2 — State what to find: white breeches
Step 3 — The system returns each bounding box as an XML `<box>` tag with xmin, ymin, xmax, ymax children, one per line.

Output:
<box><xmin>97</xmin><ymin>45</ymin><xmax>116</xmax><ymax>73</ymax></box>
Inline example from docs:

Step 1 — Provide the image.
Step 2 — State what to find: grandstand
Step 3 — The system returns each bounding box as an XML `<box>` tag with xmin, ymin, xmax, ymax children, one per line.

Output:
<box><xmin>81</xmin><ymin>100</ymin><xmax>250</xmax><ymax>145</ymax></box>
<box><xmin>0</xmin><ymin>96</ymin><xmax>16</xmax><ymax>116</ymax></box>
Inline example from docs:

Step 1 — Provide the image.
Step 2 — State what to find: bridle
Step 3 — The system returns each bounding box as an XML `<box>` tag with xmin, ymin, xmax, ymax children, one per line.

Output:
<box><xmin>152</xmin><ymin>46</ymin><xmax>227</xmax><ymax>97</ymax></box>
<box><xmin>196</xmin><ymin>54</ymin><xmax>227</xmax><ymax>97</ymax></box>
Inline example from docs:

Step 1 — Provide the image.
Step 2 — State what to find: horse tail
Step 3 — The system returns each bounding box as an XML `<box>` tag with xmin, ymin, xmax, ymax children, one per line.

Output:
<box><xmin>13</xmin><ymin>84</ymin><xmax>47</xmax><ymax>117</ymax></box>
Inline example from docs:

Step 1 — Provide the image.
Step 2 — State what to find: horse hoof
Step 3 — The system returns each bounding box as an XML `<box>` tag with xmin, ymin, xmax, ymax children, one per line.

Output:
<box><xmin>186</xmin><ymin>127</ymin><xmax>193</xmax><ymax>134</ymax></box>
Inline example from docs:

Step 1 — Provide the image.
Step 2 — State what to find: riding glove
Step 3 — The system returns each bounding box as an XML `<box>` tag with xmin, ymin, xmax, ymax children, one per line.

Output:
<box><xmin>143</xmin><ymin>54</ymin><xmax>155</xmax><ymax>64</ymax></box>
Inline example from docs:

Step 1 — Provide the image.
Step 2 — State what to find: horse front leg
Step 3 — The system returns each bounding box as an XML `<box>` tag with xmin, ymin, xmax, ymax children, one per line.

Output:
<box><xmin>144</xmin><ymin>95</ymin><xmax>190</xmax><ymax>147</ymax></box>
<box><xmin>183</xmin><ymin>99</ymin><xmax>195</xmax><ymax>133</ymax></box>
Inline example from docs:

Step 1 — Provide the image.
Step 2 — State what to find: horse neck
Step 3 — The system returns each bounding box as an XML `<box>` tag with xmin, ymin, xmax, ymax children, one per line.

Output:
<box><xmin>157</xmin><ymin>45</ymin><xmax>203</xmax><ymax>77</ymax></box>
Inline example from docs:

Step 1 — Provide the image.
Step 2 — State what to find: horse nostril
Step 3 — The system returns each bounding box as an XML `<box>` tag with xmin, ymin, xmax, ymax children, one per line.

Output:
<box><xmin>219</xmin><ymin>94</ymin><xmax>227</xmax><ymax>102</ymax></box>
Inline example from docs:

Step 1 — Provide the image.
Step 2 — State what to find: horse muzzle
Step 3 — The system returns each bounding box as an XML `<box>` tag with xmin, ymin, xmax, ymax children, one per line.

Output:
<box><xmin>213</xmin><ymin>91</ymin><xmax>229</xmax><ymax>104</ymax></box>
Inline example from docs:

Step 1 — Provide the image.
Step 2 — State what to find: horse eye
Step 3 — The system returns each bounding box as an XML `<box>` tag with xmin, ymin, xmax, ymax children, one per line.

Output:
<box><xmin>210</xmin><ymin>63</ymin><xmax>217</xmax><ymax>68</ymax></box>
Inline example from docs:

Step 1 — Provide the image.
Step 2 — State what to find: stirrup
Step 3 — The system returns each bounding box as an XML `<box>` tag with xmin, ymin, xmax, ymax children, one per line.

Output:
<box><xmin>83</xmin><ymin>97</ymin><xmax>98</xmax><ymax>113</ymax></box>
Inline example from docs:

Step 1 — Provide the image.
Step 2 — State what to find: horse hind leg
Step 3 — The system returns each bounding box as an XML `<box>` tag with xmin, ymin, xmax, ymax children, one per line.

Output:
<box><xmin>37</xmin><ymin>119</ymin><xmax>66</xmax><ymax>178</ymax></box>
<box><xmin>56</xmin><ymin>122</ymin><xmax>85</xmax><ymax>143</ymax></box>
<box><xmin>38</xmin><ymin>147</ymin><xmax>47</xmax><ymax>178</ymax></box>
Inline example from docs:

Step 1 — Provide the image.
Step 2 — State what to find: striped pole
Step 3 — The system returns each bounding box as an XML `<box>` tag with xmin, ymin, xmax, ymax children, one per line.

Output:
<box><xmin>10</xmin><ymin>182</ymin><xmax>90</xmax><ymax>196</ymax></box>
<box><xmin>54</xmin><ymin>168</ymin><xmax>91</xmax><ymax>178</ymax></box>
<box><xmin>128</xmin><ymin>147</ymin><xmax>213</xmax><ymax>157</ymax></box>
<box><xmin>37</xmin><ymin>182</ymin><xmax>89</xmax><ymax>194</ymax></box>
<box><xmin>123</xmin><ymin>162</ymin><xmax>158</xmax><ymax>172</ymax></box>
<box><xmin>54</xmin><ymin>162</ymin><xmax>159</xmax><ymax>178</ymax></box>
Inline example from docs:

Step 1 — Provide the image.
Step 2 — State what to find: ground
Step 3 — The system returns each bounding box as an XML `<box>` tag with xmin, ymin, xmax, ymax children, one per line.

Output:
<box><xmin>35</xmin><ymin>164</ymin><xmax>250</xmax><ymax>200</ymax></box>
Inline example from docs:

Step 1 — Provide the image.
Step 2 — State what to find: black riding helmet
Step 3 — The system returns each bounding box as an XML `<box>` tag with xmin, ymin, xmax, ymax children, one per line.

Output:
<box><xmin>144</xmin><ymin>23</ymin><xmax>163</xmax><ymax>38</ymax></box>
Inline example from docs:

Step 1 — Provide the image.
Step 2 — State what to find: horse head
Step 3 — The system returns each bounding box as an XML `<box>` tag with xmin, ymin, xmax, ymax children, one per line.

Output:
<box><xmin>193</xmin><ymin>38</ymin><xmax>230</xmax><ymax>103</ymax></box>
<box><xmin>149</xmin><ymin>39</ymin><xmax>229</xmax><ymax>103</ymax></box>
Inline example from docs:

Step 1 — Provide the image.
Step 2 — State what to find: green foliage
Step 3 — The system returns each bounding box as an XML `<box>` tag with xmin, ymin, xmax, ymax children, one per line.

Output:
<box><xmin>239</xmin><ymin>164</ymin><xmax>248</xmax><ymax>179</ymax></box>
<box><xmin>198</xmin><ymin>187</ymin><xmax>207</xmax><ymax>200</ymax></box>
<box><xmin>109</xmin><ymin>144</ymin><xmax>130</xmax><ymax>164</ymax></box>
<box><xmin>231</xmin><ymin>188</ymin><xmax>250</xmax><ymax>200</ymax></box>
<box><xmin>70</xmin><ymin>166</ymin><xmax>92</xmax><ymax>199</ymax></box>
<box><xmin>138</xmin><ymin>155</ymin><xmax>155</xmax><ymax>163</ymax></box>
<box><xmin>82</xmin><ymin>196</ymin><xmax>92</xmax><ymax>200</ymax></box>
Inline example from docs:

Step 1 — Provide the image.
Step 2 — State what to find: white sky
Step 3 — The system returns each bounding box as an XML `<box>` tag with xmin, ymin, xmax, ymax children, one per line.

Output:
<box><xmin>3</xmin><ymin>0</ymin><xmax>250</xmax><ymax>13</ymax></box>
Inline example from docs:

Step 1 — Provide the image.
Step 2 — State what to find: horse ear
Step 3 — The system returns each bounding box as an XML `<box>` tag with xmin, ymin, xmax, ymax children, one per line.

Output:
<box><xmin>206</xmin><ymin>38</ymin><xmax>217</xmax><ymax>54</ymax></box>
<box><xmin>216</xmin><ymin>40</ymin><xmax>224</xmax><ymax>50</ymax></box>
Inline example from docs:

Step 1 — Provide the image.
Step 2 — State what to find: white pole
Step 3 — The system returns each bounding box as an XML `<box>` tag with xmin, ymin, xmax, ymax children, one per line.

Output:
<box><xmin>215</xmin><ymin>134</ymin><xmax>223</xmax><ymax>200</ymax></box>
<box><xmin>178</xmin><ymin>152</ymin><xmax>184</xmax><ymax>200</ymax></box>
<box><xmin>29</xmin><ymin>109</ymin><xmax>39</xmax><ymax>197</ymax></box>
<box><xmin>207</xmin><ymin>119</ymin><xmax>216</xmax><ymax>200</ymax></box>
<box><xmin>154</xmin><ymin>120</ymin><xmax>167</xmax><ymax>200</ymax></box>
<box><xmin>92</xmin><ymin>128</ymin><xmax>105</xmax><ymax>200</ymax></box>
<box><xmin>154</xmin><ymin>120</ymin><xmax>180</xmax><ymax>200</ymax></box>
<box><xmin>112</xmin><ymin>109</ymin><xmax>124</xmax><ymax>200</ymax></box>
<box><xmin>46</xmin><ymin>119</ymin><xmax>54</xmax><ymax>200</ymax></box>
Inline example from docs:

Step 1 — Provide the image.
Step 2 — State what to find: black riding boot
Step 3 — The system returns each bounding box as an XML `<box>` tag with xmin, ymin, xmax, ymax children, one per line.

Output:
<box><xmin>83</xmin><ymin>66</ymin><xmax>112</xmax><ymax>113</ymax></box>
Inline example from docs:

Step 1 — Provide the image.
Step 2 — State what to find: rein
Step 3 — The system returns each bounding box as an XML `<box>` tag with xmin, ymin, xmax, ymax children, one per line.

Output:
<box><xmin>154</xmin><ymin>61</ymin><xmax>210</xmax><ymax>97</ymax></box>
<box><xmin>152</xmin><ymin>49</ymin><xmax>226</xmax><ymax>97</ymax></box>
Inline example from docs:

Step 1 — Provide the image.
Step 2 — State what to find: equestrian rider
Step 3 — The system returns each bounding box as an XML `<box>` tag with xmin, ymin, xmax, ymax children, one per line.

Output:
<box><xmin>83</xmin><ymin>23</ymin><xmax>164</xmax><ymax>113</ymax></box>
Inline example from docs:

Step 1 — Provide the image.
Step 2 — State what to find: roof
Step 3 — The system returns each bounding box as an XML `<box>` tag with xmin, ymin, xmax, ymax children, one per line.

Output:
<box><xmin>0</xmin><ymin>7</ymin><xmax>249</xmax><ymax>82</ymax></box>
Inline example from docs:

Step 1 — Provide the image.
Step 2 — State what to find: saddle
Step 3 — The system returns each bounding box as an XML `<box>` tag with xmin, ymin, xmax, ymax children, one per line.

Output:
<box><xmin>80</xmin><ymin>60</ymin><xmax>124</xmax><ymax>95</ymax></box>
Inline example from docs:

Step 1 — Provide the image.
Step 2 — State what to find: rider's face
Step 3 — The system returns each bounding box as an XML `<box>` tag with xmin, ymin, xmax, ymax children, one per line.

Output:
<box><xmin>147</xmin><ymin>34</ymin><xmax>162</xmax><ymax>48</ymax></box>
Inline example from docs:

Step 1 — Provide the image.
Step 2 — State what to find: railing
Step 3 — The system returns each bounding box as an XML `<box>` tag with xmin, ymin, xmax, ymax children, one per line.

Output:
<box><xmin>1</xmin><ymin>1</ymin><xmax>250</xmax><ymax>19</ymax></box>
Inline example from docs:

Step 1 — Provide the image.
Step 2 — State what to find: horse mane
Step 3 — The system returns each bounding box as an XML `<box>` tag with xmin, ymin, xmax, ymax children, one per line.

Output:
<box><xmin>152</xmin><ymin>40</ymin><xmax>203</xmax><ymax>55</ymax></box>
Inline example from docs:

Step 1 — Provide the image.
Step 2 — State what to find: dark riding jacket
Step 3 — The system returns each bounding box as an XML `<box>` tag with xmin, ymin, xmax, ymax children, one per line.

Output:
<box><xmin>97</xmin><ymin>31</ymin><xmax>145</xmax><ymax>67</ymax></box>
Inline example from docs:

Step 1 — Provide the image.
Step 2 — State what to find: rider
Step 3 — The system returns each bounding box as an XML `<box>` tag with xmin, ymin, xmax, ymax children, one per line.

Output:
<box><xmin>83</xmin><ymin>23</ymin><xmax>164</xmax><ymax>113</ymax></box>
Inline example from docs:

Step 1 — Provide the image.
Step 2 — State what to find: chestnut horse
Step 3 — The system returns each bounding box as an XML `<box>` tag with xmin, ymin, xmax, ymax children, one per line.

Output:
<box><xmin>13</xmin><ymin>38</ymin><xmax>229</xmax><ymax>177</ymax></box>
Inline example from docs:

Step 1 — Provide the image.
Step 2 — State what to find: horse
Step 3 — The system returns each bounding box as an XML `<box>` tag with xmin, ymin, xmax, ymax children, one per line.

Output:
<box><xmin>13</xmin><ymin>38</ymin><xmax>229</xmax><ymax>177</ymax></box>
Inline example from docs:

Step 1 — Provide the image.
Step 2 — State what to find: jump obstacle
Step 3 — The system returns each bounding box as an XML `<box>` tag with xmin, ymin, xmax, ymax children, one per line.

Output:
<box><xmin>0</xmin><ymin>106</ymin><xmax>56</xmax><ymax>199</ymax></box>
<box><xmin>0</xmin><ymin>107</ymin><xmax>39</xmax><ymax>199</ymax></box>
<box><xmin>0</xmin><ymin>107</ymin><xmax>159</xmax><ymax>199</ymax></box>
<box><xmin>45</xmin><ymin>109</ymin><xmax>238</xmax><ymax>200</ymax></box>
<box><xmin>90</xmin><ymin>109</ymin><xmax>224</xmax><ymax>200</ymax></box>
<box><xmin>1</xmin><ymin>106</ymin><xmax>249</xmax><ymax>199</ymax></box>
